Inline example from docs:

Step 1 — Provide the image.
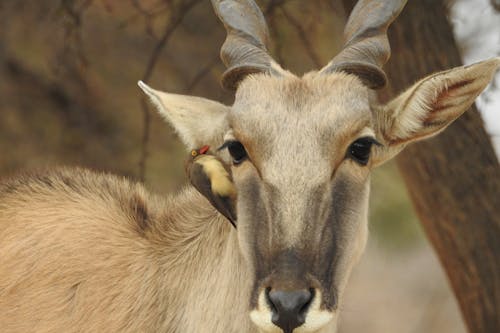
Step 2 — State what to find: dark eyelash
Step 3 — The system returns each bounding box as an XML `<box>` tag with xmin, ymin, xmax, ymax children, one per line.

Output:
<box><xmin>360</xmin><ymin>137</ymin><xmax>383</xmax><ymax>147</ymax></box>
<box><xmin>218</xmin><ymin>141</ymin><xmax>237</xmax><ymax>151</ymax></box>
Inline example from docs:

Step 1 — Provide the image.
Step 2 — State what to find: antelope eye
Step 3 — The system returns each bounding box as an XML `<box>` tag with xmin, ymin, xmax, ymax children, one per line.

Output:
<box><xmin>222</xmin><ymin>141</ymin><xmax>248</xmax><ymax>165</ymax></box>
<box><xmin>347</xmin><ymin>137</ymin><xmax>378</xmax><ymax>166</ymax></box>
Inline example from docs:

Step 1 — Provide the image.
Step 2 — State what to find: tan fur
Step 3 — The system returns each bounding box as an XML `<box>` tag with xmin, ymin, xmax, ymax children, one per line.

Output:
<box><xmin>0</xmin><ymin>168</ymin><xmax>252</xmax><ymax>333</ymax></box>
<box><xmin>139</xmin><ymin>60</ymin><xmax>497</xmax><ymax>332</ymax></box>
<box><xmin>2</xmin><ymin>58</ymin><xmax>498</xmax><ymax>333</ymax></box>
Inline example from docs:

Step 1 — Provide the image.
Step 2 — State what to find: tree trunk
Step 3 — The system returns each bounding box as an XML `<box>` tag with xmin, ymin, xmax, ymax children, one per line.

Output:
<box><xmin>342</xmin><ymin>0</ymin><xmax>500</xmax><ymax>332</ymax></box>
<box><xmin>492</xmin><ymin>0</ymin><xmax>500</xmax><ymax>12</ymax></box>
<box><xmin>375</xmin><ymin>1</ymin><xmax>499</xmax><ymax>332</ymax></box>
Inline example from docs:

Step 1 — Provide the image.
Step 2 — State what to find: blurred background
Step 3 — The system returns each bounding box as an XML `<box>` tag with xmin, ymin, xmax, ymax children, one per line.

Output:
<box><xmin>1</xmin><ymin>0</ymin><xmax>499</xmax><ymax>332</ymax></box>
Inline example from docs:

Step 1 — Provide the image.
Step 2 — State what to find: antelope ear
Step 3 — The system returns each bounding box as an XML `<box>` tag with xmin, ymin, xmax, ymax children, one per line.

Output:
<box><xmin>138</xmin><ymin>81</ymin><xmax>230</xmax><ymax>149</ymax></box>
<box><xmin>372</xmin><ymin>58</ymin><xmax>500</xmax><ymax>166</ymax></box>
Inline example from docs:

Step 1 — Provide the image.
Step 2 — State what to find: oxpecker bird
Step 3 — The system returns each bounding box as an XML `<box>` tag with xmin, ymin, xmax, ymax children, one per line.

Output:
<box><xmin>185</xmin><ymin>146</ymin><xmax>237</xmax><ymax>227</ymax></box>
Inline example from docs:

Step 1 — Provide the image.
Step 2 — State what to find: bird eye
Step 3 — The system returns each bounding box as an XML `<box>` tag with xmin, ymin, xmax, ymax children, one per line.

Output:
<box><xmin>220</xmin><ymin>141</ymin><xmax>248</xmax><ymax>165</ymax></box>
<box><xmin>347</xmin><ymin>137</ymin><xmax>379</xmax><ymax>166</ymax></box>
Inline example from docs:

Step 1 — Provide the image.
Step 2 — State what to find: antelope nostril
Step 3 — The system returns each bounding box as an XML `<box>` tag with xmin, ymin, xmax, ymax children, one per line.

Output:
<box><xmin>266</xmin><ymin>288</ymin><xmax>314</xmax><ymax>333</ymax></box>
<box><xmin>300</xmin><ymin>288</ymin><xmax>315</xmax><ymax>313</ymax></box>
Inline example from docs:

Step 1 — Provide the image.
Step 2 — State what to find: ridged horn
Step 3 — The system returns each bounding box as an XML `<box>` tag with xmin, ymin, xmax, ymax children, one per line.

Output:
<box><xmin>320</xmin><ymin>0</ymin><xmax>408</xmax><ymax>89</ymax></box>
<box><xmin>211</xmin><ymin>0</ymin><xmax>282</xmax><ymax>91</ymax></box>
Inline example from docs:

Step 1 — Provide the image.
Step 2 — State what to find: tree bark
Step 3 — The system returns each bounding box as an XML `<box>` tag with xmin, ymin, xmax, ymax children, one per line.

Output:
<box><xmin>492</xmin><ymin>0</ymin><xmax>500</xmax><ymax>12</ymax></box>
<box><xmin>341</xmin><ymin>0</ymin><xmax>500</xmax><ymax>332</ymax></box>
<box><xmin>372</xmin><ymin>1</ymin><xmax>500</xmax><ymax>332</ymax></box>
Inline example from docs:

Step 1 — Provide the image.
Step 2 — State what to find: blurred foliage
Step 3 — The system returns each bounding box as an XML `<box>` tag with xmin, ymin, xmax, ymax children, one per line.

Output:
<box><xmin>0</xmin><ymin>0</ymin><xmax>422</xmax><ymax>249</ymax></box>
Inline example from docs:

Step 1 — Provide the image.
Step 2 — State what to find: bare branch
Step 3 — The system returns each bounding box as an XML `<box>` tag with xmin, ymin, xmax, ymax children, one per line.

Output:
<box><xmin>267</xmin><ymin>15</ymin><xmax>285</xmax><ymax>66</ymax></box>
<box><xmin>265</xmin><ymin>0</ymin><xmax>289</xmax><ymax>66</ymax></box>
<box><xmin>58</xmin><ymin>0</ymin><xmax>94</xmax><ymax>68</ymax></box>
<box><xmin>183</xmin><ymin>56</ymin><xmax>220</xmax><ymax>94</ymax></box>
<box><xmin>120</xmin><ymin>0</ymin><xmax>172</xmax><ymax>35</ymax></box>
<box><xmin>264</xmin><ymin>0</ymin><xmax>290</xmax><ymax>14</ymax></box>
<box><xmin>141</xmin><ymin>0</ymin><xmax>201</xmax><ymax>84</ymax></box>
<box><xmin>118</xmin><ymin>1</ymin><xmax>169</xmax><ymax>31</ymax></box>
<box><xmin>138</xmin><ymin>0</ymin><xmax>203</xmax><ymax>182</ymax></box>
<box><xmin>280</xmin><ymin>6</ymin><xmax>322</xmax><ymax>67</ymax></box>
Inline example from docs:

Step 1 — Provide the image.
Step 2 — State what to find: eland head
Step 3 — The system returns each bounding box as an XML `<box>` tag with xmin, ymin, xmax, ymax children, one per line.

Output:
<box><xmin>139</xmin><ymin>0</ymin><xmax>500</xmax><ymax>332</ymax></box>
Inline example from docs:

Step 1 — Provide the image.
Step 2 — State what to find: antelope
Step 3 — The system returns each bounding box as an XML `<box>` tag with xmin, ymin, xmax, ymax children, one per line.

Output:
<box><xmin>0</xmin><ymin>0</ymin><xmax>499</xmax><ymax>332</ymax></box>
